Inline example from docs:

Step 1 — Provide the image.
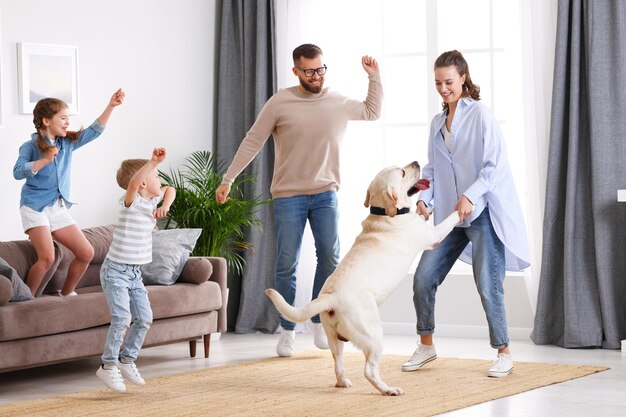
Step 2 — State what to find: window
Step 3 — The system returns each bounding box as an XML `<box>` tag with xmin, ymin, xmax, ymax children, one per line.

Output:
<box><xmin>276</xmin><ymin>0</ymin><xmax>525</xmax><ymax>273</ymax></box>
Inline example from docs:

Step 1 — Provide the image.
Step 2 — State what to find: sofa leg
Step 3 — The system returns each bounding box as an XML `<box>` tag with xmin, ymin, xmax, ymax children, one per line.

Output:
<box><xmin>189</xmin><ymin>339</ymin><xmax>197</xmax><ymax>357</ymax></box>
<box><xmin>203</xmin><ymin>334</ymin><xmax>211</xmax><ymax>358</ymax></box>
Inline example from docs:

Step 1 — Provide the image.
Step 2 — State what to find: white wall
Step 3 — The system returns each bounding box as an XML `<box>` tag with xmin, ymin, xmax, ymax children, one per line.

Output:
<box><xmin>0</xmin><ymin>0</ymin><xmax>217</xmax><ymax>240</ymax></box>
<box><xmin>379</xmin><ymin>272</ymin><xmax>535</xmax><ymax>341</ymax></box>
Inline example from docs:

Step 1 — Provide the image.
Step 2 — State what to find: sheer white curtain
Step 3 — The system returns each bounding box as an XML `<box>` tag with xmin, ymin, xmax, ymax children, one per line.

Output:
<box><xmin>273</xmin><ymin>0</ymin><xmax>312</xmax><ymax>332</ymax></box>
<box><xmin>274</xmin><ymin>0</ymin><xmax>385</xmax><ymax>331</ymax></box>
<box><xmin>519</xmin><ymin>0</ymin><xmax>557</xmax><ymax>311</ymax></box>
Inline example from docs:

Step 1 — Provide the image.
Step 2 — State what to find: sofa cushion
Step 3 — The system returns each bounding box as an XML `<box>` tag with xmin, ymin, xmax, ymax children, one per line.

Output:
<box><xmin>141</xmin><ymin>229</ymin><xmax>202</xmax><ymax>285</ymax></box>
<box><xmin>146</xmin><ymin>281</ymin><xmax>222</xmax><ymax>319</ymax></box>
<box><xmin>0</xmin><ymin>290</ymin><xmax>110</xmax><ymax>341</ymax></box>
<box><xmin>177</xmin><ymin>257</ymin><xmax>213</xmax><ymax>285</ymax></box>
<box><xmin>83</xmin><ymin>224</ymin><xmax>116</xmax><ymax>263</ymax></box>
<box><xmin>0</xmin><ymin>240</ymin><xmax>61</xmax><ymax>297</ymax></box>
<box><xmin>0</xmin><ymin>281</ymin><xmax>221</xmax><ymax>342</ymax></box>
<box><xmin>45</xmin><ymin>225</ymin><xmax>115</xmax><ymax>294</ymax></box>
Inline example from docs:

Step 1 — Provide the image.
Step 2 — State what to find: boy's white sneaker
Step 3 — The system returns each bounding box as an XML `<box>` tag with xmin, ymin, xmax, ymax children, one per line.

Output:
<box><xmin>402</xmin><ymin>342</ymin><xmax>437</xmax><ymax>372</ymax></box>
<box><xmin>276</xmin><ymin>329</ymin><xmax>295</xmax><ymax>357</ymax></box>
<box><xmin>312</xmin><ymin>323</ymin><xmax>329</xmax><ymax>350</ymax></box>
<box><xmin>96</xmin><ymin>365</ymin><xmax>126</xmax><ymax>393</ymax></box>
<box><xmin>58</xmin><ymin>290</ymin><xmax>78</xmax><ymax>297</ymax></box>
<box><xmin>118</xmin><ymin>362</ymin><xmax>146</xmax><ymax>386</ymax></box>
<box><xmin>488</xmin><ymin>353</ymin><xmax>513</xmax><ymax>377</ymax></box>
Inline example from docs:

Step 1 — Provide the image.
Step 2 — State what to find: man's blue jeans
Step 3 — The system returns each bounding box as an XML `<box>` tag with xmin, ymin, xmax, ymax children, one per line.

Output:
<box><xmin>100</xmin><ymin>258</ymin><xmax>153</xmax><ymax>365</ymax></box>
<box><xmin>272</xmin><ymin>191</ymin><xmax>340</xmax><ymax>330</ymax></box>
<box><xmin>412</xmin><ymin>208</ymin><xmax>509</xmax><ymax>349</ymax></box>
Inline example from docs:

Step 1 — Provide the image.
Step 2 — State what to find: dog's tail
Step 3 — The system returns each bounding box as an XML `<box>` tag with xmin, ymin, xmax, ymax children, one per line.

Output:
<box><xmin>265</xmin><ymin>289</ymin><xmax>334</xmax><ymax>323</ymax></box>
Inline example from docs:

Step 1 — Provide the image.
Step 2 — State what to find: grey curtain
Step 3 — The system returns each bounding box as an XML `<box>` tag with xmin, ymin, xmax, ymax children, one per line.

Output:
<box><xmin>531</xmin><ymin>0</ymin><xmax>626</xmax><ymax>349</ymax></box>
<box><xmin>214</xmin><ymin>0</ymin><xmax>279</xmax><ymax>333</ymax></box>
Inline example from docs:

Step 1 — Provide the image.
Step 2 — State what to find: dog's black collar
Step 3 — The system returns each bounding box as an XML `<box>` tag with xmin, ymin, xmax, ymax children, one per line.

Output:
<box><xmin>370</xmin><ymin>206</ymin><xmax>410</xmax><ymax>216</ymax></box>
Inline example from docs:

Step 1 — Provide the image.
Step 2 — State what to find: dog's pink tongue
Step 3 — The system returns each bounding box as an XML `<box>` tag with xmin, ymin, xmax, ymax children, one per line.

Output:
<box><xmin>407</xmin><ymin>179</ymin><xmax>430</xmax><ymax>196</ymax></box>
<box><xmin>416</xmin><ymin>179</ymin><xmax>430</xmax><ymax>190</ymax></box>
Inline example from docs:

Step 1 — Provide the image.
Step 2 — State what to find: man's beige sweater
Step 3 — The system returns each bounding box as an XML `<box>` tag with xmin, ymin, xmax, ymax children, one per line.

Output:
<box><xmin>223</xmin><ymin>76</ymin><xmax>383</xmax><ymax>198</ymax></box>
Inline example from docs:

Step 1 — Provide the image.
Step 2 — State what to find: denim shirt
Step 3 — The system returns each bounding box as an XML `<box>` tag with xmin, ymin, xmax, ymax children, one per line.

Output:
<box><xmin>13</xmin><ymin>121</ymin><xmax>105</xmax><ymax>211</ymax></box>
<box><xmin>418</xmin><ymin>98</ymin><xmax>530</xmax><ymax>271</ymax></box>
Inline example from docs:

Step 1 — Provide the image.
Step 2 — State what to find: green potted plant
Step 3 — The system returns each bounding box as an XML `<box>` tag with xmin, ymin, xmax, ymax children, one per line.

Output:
<box><xmin>159</xmin><ymin>150</ymin><xmax>270</xmax><ymax>275</ymax></box>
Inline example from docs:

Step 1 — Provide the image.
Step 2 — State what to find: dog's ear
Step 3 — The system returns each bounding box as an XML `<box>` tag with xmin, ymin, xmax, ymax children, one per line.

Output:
<box><xmin>382</xmin><ymin>186</ymin><xmax>399</xmax><ymax>217</ymax></box>
<box><xmin>364</xmin><ymin>189</ymin><xmax>371</xmax><ymax>208</ymax></box>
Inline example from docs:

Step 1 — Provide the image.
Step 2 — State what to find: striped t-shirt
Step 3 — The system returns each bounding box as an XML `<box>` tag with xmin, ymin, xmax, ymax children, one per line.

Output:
<box><xmin>106</xmin><ymin>194</ymin><xmax>162</xmax><ymax>265</ymax></box>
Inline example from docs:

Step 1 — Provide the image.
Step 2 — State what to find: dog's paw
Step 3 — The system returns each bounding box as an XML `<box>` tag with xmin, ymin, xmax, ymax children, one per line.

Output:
<box><xmin>386</xmin><ymin>387</ymin><xmax>405</xmax><ymax>396</ymax></box>
<box><xmin>335</xmin><ymin>378</ymin><xmax>352</xmax><ymax>388</ymax></box>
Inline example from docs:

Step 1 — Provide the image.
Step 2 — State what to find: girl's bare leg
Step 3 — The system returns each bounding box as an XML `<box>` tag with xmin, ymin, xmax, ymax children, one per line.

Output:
<box><xmin>25</xmin><ymin>227</ymin><xmax>56</xmax><ymax>296</ymax></box>
<box><xmin>52</xmin><ymin>225</ymin><xmax>94</xmax><ymax>295</ymax></box>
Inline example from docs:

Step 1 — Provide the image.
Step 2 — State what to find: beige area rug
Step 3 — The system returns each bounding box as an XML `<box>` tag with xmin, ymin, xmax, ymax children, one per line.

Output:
<box><xmin>0</xmin><ymin>352</ymin><xmax>607</xmax><ymax>417</ymax></box>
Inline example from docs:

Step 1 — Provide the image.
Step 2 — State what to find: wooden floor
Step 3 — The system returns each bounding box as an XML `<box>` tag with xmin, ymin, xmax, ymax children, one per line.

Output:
<box><xmin>1</xmin><ymin>332</ymin><xmax>625</xmax><ymax>416</ymax></box>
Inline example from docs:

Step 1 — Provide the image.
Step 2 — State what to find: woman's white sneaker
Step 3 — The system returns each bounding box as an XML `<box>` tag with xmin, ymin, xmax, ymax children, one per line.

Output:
<box><xmin>402</xmin><ymin>342</ymin><xmax>437</xmax><ymax>372</ymax></box>
<box><xmin>488</xmin><ymin>353</ymin><xmax>513</xmax><ymax>377</ymax></box>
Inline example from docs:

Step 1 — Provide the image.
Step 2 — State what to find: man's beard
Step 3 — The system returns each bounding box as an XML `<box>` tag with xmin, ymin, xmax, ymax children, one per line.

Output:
<box><xmin>300</xmin><ymin>78</ymin><xmax>324</xmax><ymax>94</ymax></box>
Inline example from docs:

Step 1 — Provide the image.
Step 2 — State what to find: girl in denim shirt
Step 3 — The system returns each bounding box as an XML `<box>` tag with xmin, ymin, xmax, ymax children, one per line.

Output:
<box><xmin>13</xmin><ymin>89</ymin><xmax>125</xmax><ymax>297</ymax></box>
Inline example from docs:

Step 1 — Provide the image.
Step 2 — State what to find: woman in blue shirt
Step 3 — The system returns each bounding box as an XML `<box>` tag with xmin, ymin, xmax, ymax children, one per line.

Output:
<box><xmin>13</xmin><ymin>89</ymin><xmax>125</xmax><ymax>297</ymax></box>
<box><xmin>402</xmin><ymin>50</ymin><xmax>530</xmax><ymax>378</ymax></box>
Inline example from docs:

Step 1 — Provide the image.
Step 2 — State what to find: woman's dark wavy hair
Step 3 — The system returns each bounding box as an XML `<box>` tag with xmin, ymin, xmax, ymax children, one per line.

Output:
<box><xmin>32</xmin><ymin>98</ymin><xmax>83</xmax><ymax>152</ymax></box>
<box><xmin>434</xmin><ymin>50</ymin><xmax>480</xmax><ymax>111</ymax></box>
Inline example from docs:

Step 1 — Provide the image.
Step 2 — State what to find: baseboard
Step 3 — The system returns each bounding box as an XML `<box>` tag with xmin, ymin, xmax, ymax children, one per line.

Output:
<box><xmin>382</xmin><ymin>322</ymin><xmax>532</xmax><ymax>341</ymax></box>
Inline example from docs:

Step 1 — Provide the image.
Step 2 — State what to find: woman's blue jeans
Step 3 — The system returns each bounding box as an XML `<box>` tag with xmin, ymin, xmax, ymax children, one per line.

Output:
<box><xmin>100</xmin><ymin>258</ymin><xmax>153</xmax><ymax>365</ymax></box>
<box><xmin>272</xmin><ymin>191</ymin><xmax>340</xmax><ymax>330</ymax></box>
<box><xmin>413</xmin><ymin>208</ymin><xmax>509</xmax><ymax>349</ymax></box>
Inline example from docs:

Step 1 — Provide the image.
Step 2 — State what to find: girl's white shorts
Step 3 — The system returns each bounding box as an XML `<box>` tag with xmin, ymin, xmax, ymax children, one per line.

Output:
<box><xmin>20</xmin><ymin>199</ymin><xmax>76</xmax><ymax>233</ymax></box>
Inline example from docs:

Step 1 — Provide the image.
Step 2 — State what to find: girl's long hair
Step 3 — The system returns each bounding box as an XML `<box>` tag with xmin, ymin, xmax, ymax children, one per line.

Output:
<box><xmin>434</xmin><ymin>50</ymin><xmax>481</xmax><ymax>111</ymax></box>
<box><xmin>32</xmin><ymin>98</ymin><xmax>83</xmax><ymax>152</ymax></box>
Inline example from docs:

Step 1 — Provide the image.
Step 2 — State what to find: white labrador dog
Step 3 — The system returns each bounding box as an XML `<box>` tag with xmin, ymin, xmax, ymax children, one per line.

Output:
<box><xmin>266</xmin><ymin>161</ymin><xmax>460</xmax><ymax>396</ymax></box>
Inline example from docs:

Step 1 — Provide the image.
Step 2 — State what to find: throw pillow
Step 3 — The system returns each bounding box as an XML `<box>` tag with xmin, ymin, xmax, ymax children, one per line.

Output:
<box><xmin>177</xmin><ymin>257</ymin><xmax>213</xmax><ymax>285</ymax></box>
<box><xmin>0</xmin><ymin>240</ymin><xmax>61</xmax><ymax>297</ymax></box>
<box><xmin>0</xmin><ymin>276</ymin><xmax>11</xmax><ymax>306</ymax></box>
<box><xmin>141</xmin><ymin>229</ymin><xmax>202</xmax><ymax>285</ymax></box>
<box><xmin>0</xmin><ymin>256</ymin><xmax>34</xmax><ymax>303</ymax></box>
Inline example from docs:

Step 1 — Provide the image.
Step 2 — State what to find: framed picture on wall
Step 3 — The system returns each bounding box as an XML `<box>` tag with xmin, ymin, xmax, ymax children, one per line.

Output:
<box><xmin>17</xmin><ymin>43</ymin><xmax>79</xmax><ymax>114</ymax></box>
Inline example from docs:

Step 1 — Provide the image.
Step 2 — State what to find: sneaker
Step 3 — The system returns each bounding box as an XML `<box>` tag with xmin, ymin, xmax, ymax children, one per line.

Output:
<box><xmin>488</xmin><ymin>353</ymin><xmax>513</xmax><ymax>378</ymax></box>
<box><xmin>312</xmin><ymin>323</ymin><xmax>329</xmax><ymax>350</ymax></box>
<box><xmin>118</xmin><ymin>361</ymin><xmax>146</xmax><ymax>386</ymax></box>
<box><xmin>58</xmin><ymin>290</ymin><xmax>78</xmax><ymax>297</ymax></box>
<box><xmin>401</xmin><ymin>342</ymin><xmax>437</xmax><ymax>372</ymax></box>
<box><xmin>276</xmin><ymin>329</ymin><xmax>295</xmax><ymax>357</ymax></box>
<box><xmin>96</xmin><ymin>365</ymin><xmax>126</xmax><ymax>393</ymax></box>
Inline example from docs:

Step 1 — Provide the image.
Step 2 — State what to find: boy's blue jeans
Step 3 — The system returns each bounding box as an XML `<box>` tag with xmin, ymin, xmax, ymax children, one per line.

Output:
<box><xmin>100</xmin><ymin>258</ymin><xmax>153</xmax><ymax>366</ymax></box>
<box><xmin>272</xmin><ymin>191</ymin><xmax>340</xmax><ymax>331</ymax></box>
<box><xmin>412</xmin><ymin>208</ymin><xmax>509</xmax><ymax>349</ymax></box>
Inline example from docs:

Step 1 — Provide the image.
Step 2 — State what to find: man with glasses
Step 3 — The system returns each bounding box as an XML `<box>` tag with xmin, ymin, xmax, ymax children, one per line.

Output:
<box><xmin>216</xmin><ymin>43</ymin><xmax>382</xmax><ymax>357</ymax></box>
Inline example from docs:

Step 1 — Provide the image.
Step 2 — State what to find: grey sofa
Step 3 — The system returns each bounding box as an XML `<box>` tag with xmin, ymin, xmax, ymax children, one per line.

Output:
<box><xmin>0</xmin><ymin>225</ymin><xmax>227</xmax><ymax>373</ymax></box>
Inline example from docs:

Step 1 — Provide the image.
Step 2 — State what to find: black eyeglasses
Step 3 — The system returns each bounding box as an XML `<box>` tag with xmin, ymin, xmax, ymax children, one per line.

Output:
<box><xmin>296</xmin><ymin>64</ymin><xmax>327</xmax><ymax>77</ymax></box>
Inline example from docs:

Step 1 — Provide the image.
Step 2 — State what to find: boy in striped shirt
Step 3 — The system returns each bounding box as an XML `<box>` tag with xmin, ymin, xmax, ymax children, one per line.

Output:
<box><xmin>96</xmin><ymin>147</ymin><xmax>175</xmax><ymax>393</ymax></box>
